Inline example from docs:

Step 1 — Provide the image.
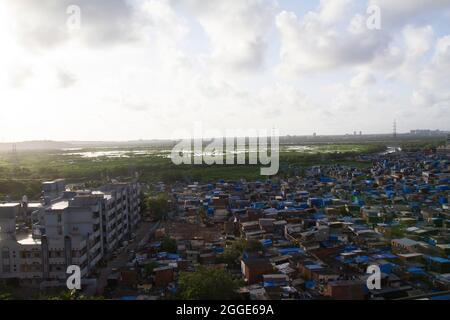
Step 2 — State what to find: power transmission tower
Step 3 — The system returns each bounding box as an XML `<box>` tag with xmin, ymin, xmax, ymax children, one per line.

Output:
<box><xmin>11</xmin><ymin>143</ymin><xmax>19</xmax><ymax>166</ymax></box>
<box><xmin>393</xmin><ymin>120</ymin><xmax>397</xmax><ymax>140</ymax></box>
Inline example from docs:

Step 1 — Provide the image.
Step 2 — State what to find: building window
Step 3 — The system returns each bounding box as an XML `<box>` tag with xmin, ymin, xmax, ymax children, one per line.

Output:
<box><xmin>1</xmin><ymin>248</ymin><xmax>9</xmax><ymax>259</ymax></box>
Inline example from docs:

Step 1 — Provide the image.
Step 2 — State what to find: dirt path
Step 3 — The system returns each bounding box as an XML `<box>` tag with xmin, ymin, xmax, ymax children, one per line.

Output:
<box><xmin>96</xmin><ymin>221</ymin><xmax>160</xmax><ymax>295</ymax></box>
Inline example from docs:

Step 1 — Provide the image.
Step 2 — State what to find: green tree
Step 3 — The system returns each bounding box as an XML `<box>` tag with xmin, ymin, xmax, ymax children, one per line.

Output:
<box><xmin>161</xmin><ymin>237</ymin><xmax>177</xmax><ymax>253</ymax></box>
<box><xmin>139</xmin><ymin>192</ymin><xmax>148</xmax><ymax>214</ymax></box>
<box><xmin>231</xmin><ymin>239</ymin><xmax>264</xmax><ymax>254</ymax></box>
<box><xmin>217</xmin><ymin>239</ymin><xmax>263</xmax><ymax>266</ymax></box>
<box><xmin>216</xmin><ymin>247</ymin><xmax>241</xmax><ymax>266</ymax></box>
<box><xmin>146</xmin><ymin>194</ymin><xmax>170</xmax><ymax>220</ymax></box>
<box><xmin>177</xmin><ymin>267</ymin><xmax>242</xmax><ymax>300</ymax></box>
<box><xmin>40</xmin><ymin>289</ymin><xmax>104</xmax><ymax>300</ymax></box>
<box><xmin>0</xmin><ymin>292</ymin><xmax>12</xmax><ymax>300</ymax></box>
<box><xmin>390</xmin><ymin>224</ymin><xmax>406</xmax><ymax>238</ymax></box>
<box><xmin>199</xmin><ymin>206</ymin><xmax>206</xmax><ymax>218</ymax></box>
<box><xmin>143</xmin><ymin>261</ymin><xmax>160</xmax><ymax>278</ymax></box>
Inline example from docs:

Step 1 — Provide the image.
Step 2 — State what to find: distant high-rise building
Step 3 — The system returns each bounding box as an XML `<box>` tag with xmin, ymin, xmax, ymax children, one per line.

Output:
<box><xmin>410</xmin><ymin>129</ymin><xmax>443</xmax><ymax>136</ymax></box>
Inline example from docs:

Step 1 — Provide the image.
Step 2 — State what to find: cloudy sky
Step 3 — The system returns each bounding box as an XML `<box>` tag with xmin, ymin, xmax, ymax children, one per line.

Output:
<box><xmin>0</xmin><ymin>0</ymin><xmax>450</xmax><ymax>141</ymax></box>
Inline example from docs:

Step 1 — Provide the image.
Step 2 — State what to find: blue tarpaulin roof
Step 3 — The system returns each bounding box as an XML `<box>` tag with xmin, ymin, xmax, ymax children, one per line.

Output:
<box><xmin>214</xmin><ymin>247</ymin><xmax>224</xmax><ymax>253</ymax></box>
<box><xmin>264</xmin><ymin>281</ymin><xmax>276</xmax><ymax>287</ymax></box>
<box><xmin>157</xmin><ymin>252</ymin><xmax>168</xmax><ymax>258</ymax></box>
<box><xmin>407</xmin><ymin>267</ymin><xmax>426</xmax><ymax>275</ymax></box>
<box><xmin>385</xmin><ymin>190</ymin><xmax>395</xmax><ymax>198</ymax></box>
<box><xmin>344</xmin><ymin>245</ymin><xmax>358</xmax><ymax>252</ymax></box>
<box><xmin>380</xmin><ymin>263</ymin><xmax>394</xmax><ymax>274</ymax></box>
<box><xmin>260</xmin><ymin>239</ymin><xmax>273</xmax><ymax>247</ymax></box>
<box><xmin>431</xmin><ymin>295</ymin><xmax>450</xmax><ymax>300</ymax></box>
<box><xmin>313</xmin><ymin>213</ymin><xmax>326</xmax><ymax>219</ymax></box>
<box><xmin>379</xmin><ymin>253</ymin><xmax>397</xmax><ymax>259</ymax></box>
<box><xmin>410</xmin><ymin>202</ymin><xmax>420</xmax><ymax>209</ymax></box>
<box><xmin>294</xmin><ymin>203</ymin><xmax>309</xmax><ymax>210</ymax></box>
<box><xmin>309</xmin><ymin>198</ymin><xmax>324</xmax><ymax>207</ymax></box>
<box><xmin>263</xmin><ymin>280</ymin><xmax>287</xmax><ymax>287</ymax></box>
<box><xmin>169</xmin><ymin>286</ymin><xmax>177</xmax><ymax>293</ymax></box>
<box><xmin>428</xmin><ymin>256</ymin><xmax>450</xmax><ymax>264</ymax></box>
<box><xmin>403</xmin><ymin>186</ymin><xmax>413</xmax><ymax>193</ymax></box>
<box><xmin>305</xmin><ymin>280</ymin><xmax>316</xmax><ymax>289</ymax></box>
<box><xmin>305</xmin><ymin>264</ymin><xmax>323</xmax><ymax>270</ymax></box>
<box><xmin>355</xmin><ymin>256</ymin><xmax>370</xmax><ymax>263</ymax></box>
<box><xmin>251</xmin><ymin>202</ymin><xmax>266</xmax><ymax>209</ymax></box>
<box><xmin>277</xmin><ymin>247</ymin><xmax>303</xmax><ymax>255</ymax></box>
<box><xmin>167</xmin><ymin>253</ymin><xmax>180</xmax><ymax>260</ymax></box>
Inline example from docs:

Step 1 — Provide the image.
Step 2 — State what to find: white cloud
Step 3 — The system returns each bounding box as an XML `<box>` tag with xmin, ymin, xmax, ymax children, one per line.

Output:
<box><xmin>0</xmin><ymin>0</ymin><xmax>449</xmax><ymax>140</ymax></box>
<box><xmin>179</xmin><ymin>0</ymin><xmax>277</xmax><ymax>73</ymax></box>
<box><xmin>376</xmin><ymin>25</ymin><xmax>434</xmax><ymax>82</ymax></box>
<box><xmin>413</xmin><ymin>35</ymin><xmax>450</xmax><ymax>108</ymax></box>
<box><xmin>369</xmin><ymin>0</ymin><xmax>450</xmax><ymax>26</ymax></box>
<box><xmin>318</xmin><ymin>0</ymin><xmax>353</xmax><ymax>26</ymax></box>
<box><xmin>275</xmin><ymin>3</ymin><xmax>391</xmax><ymax>76</ymax></box>
<box><xmin>3</xmin><ymin>0</ymin><xmax>142</xmax><ymax>49</ymax></box>
<box><xmin>402</xmin><ymin>25</ymin><xmax>434</xmax><ymax>58</ymax></box>
<box><xmin>351</xmin><ymin>71</ymin><xmax>377</xmax><ymax>87</ymax></box>
<box><xmin>57</xmin><ymin>69</ymin><xmax>77</xmax><ymax>88</ymax></box>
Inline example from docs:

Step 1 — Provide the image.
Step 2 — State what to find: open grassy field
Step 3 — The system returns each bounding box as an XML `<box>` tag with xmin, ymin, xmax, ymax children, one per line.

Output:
<box><xmin>0</xmin><ymin>143</ymin><xmax>384</xmax><ymax>200</ymax></box>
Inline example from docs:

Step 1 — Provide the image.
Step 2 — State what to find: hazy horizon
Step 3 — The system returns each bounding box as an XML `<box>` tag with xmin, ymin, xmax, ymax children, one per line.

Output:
<box><xmin>1</xmin><ymin>129</ymin><xmax>449</xmax><ymax>145</ymax></box>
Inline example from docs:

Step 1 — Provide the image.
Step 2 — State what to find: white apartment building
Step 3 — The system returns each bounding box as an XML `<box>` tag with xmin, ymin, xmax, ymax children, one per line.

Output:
<box><xmin>0</xmin><ymin>180</ymin><xmax>141</xmax><ymax>286</ymax></box>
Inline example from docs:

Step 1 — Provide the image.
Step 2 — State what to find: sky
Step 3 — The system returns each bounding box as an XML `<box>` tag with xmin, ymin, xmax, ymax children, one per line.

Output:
<box><xmin>0</xmin><ymin>0</ymin><xmax>450</xmax><ymax>141</ymax></box>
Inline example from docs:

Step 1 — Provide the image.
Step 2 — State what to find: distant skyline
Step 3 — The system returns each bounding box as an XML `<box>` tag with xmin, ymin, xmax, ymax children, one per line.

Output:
<box><xmin>1</xmin><ymin>128</ymin><xmax>449</xmax><ymax>144</ymax></box>
<box><xmin>1</xmin><ymin>0</ymin><xmax>450</xmax><ymax>141</ymax></box>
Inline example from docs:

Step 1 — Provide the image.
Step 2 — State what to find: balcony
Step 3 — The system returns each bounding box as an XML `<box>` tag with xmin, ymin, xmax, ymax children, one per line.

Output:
<box><xmin>93</xmin><ymin>229</ymin><xmax>101</xmax><ymax>239</ymax></box>
<box><xmin>108</xmin><ymin>217</ymin><xmax>117</xmax><ymax>227</ymax></box>
<box><xmin>72</xmin><ymin>252</ymin><xmax>87</xmax><ymax>265</ymax></box>
<box><xmin>89</xmin><ymin>241</ymin><xmax>102</xmax><ymax>254</ymax></box>
<box><xmin>72</xmin><ymin>253</ymin><xmax>87</xmax><ymax>264</ymax></box>
<box><xmin>21</xmin><ymin>256</ymin><xmax>42</xmax><ymax>264</ymax></box>
<box><xmin>48</xmin><ymin>257</ymin><xmax>66</xmax><ymax>264</ymax></box>
<box><xmin>107</xmin><ymin>207</ymin><xmax>116</xmax><ymax>216</ymax></box>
